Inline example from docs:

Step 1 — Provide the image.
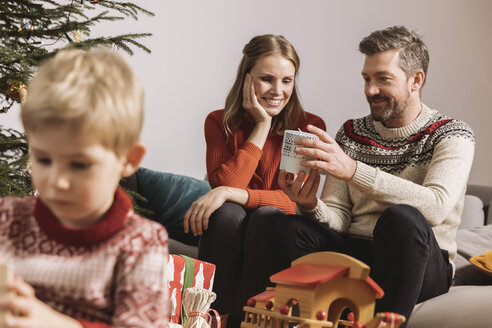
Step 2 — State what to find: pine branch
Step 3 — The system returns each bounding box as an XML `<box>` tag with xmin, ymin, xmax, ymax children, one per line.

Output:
<box><xmin>0</xmin><ymin>127</ymin><xmax>33</xmax><ymax>197</ymax></box>
<box><xmin>64</xmin><ymin>32</ymin><xmax>152</xmax><ymax>55</ymax></box>
<box><xmin>97</xmin><ymin>1</ymin><xmax>155</xmax><ymax>20</ymax></box>
<box><xmin>1</xmin><ymin>0</ymin><xmax>155</xmax><ymax>106</ymax></box>
<box><xmin>0</xmin><ymin>0</ymin><xmax>155</xmax><ymax>202</ymax></box>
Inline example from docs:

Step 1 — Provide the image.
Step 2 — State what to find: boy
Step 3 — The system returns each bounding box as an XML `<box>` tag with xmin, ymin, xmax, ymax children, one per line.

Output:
<box><xmin>0</xmin><ymin>48</ymin><xmax>168</xmax><ymax>327</ymax></box>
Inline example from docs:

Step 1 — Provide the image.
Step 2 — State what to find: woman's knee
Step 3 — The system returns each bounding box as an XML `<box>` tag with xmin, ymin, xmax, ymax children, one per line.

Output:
<box><xmin>207</xmin><ymin>202</ymin><xmax>248</xmax><ymax>232</ymax></box>
<box><xmin>199</xmin><ymin>202</ymin><xmax>247</xmax><ymax>259</ymax></box>
<box><xmin>246</xmin><ymin>206</ymin><xmax>286</xmax><ymax>234</ymax></box>
<box><xmin>250</xmin><ymin>206</ymin><xmax>285</xmax><ymax>220</ymax></box>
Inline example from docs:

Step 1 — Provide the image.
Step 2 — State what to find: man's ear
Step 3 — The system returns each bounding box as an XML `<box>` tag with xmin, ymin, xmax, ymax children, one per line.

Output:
<box><xmin>121</xmin><ymin>143</ymin><xmax>146</xmax><ymax>177</ymax></box>
<box><xmin>411</xmin><ymin>70</ymin><xmax>425</xmax><ymax>92</ymax></box>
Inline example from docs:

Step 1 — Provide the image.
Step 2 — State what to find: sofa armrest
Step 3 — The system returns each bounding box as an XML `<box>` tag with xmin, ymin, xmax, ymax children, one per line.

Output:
<box><xmin>459</xmin><ymin>194</ymin><xmax>484</xmax><ymax>230</ymax></box>
<box><xmin>466</xmin><ymin>184</ymin><xmax>492</xmax><ymax>224</ymax></box>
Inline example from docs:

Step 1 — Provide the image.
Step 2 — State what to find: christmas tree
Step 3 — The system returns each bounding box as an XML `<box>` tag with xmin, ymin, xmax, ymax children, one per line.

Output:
<box><xmin>0</xmin><ymin>0</ymin><xmax>154</xmax><ymax>197</ymax></box>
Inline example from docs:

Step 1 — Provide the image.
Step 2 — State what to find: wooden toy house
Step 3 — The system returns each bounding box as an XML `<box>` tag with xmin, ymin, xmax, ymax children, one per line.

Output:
<box><xmin>241</xmin><ymin>252</ymin><xmax>405</xmax><ymax>328</ymax></box>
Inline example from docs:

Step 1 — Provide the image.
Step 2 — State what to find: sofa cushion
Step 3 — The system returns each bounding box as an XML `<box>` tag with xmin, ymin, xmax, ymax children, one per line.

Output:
<box><xmin>409</xmin><ymin>224</ymin><xmax>492</xmax><ymax>327</ymax></box>
<box><xmin>136</xmin><ymin>167</ymin><xmax>211</xmax><ymax>246</ymax></box>
<box><xmin>409</xmin><ymin>285</ymin><xmax>492</xmax><ymax>328</ymax></box>
<box><xmin>168</xmin><ymin>238</ymin><xmax>199</xmax><ymax>258</ymax></box>
<box><xmin>453</xmin><ymin>224</ymin><xmax>492</xmax><ymax>285</ymax></box>
<box><xmin>459</xmin><ymin>195</ymin><xmax>484</xmax><ymax>229</ymax></box>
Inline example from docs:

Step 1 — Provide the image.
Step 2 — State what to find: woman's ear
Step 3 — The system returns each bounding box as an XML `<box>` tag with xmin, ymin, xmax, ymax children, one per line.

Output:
<box><xmin>121</xmin><ymin>143</ymin><xmax>146</xmax><ymax>177</ymax></box>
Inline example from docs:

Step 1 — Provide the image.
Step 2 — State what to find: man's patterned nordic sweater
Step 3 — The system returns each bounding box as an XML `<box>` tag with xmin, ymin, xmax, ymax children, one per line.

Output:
<box><xmin>338</xmin><ymin>108</ymin><xmax>475</xmax><ymax>173</ymax></box>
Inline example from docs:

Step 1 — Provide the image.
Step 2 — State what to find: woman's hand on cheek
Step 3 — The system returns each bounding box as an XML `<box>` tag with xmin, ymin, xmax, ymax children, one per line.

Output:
<box><xmin>184</xmin><ymin>186</ymin><xmax>230</xmax><ymax>237</ymax></box>
<box><xmin>242</xmin><ymin>73</ymin><xmax>271</xmax><ymax>125</ymax></box>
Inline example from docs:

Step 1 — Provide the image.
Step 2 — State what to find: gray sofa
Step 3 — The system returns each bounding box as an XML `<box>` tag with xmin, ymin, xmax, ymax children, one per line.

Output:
<box><xmin>172</xmin><ymin>184</ymin><xmax>492</xmax><ymax>327</ymax></box>
<box><xmin>128</xmin><ymin>170</ymin><xmax>492</xmax><ymax>327</ymax></box>
<box><xmin>409</xmin><ymin>184</ymin><xmax>492</xmax><ymax>328</ymax></box>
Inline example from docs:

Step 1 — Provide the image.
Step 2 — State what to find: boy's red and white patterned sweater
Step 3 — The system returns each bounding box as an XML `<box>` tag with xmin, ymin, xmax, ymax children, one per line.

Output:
<box><xmin>0</xmin><ymin>188</ymin><xmax>169</xmax><ymax>328</ymax></box>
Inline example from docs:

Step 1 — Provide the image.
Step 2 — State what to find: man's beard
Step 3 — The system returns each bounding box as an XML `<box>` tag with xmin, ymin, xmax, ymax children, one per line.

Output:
<box><xmin>368</xmin><ymin>93</ymin><xmax>409</xmax><ymax>123</ymax></box>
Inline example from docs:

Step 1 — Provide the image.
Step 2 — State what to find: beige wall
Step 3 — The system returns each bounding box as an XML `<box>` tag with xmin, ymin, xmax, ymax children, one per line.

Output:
<box><xmin>3</xmin><ymin>0</ymin><xmax>492</xmax><ymax>185</ymax></box>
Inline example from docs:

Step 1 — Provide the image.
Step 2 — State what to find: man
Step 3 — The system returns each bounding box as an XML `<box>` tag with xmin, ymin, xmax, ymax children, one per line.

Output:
<box><xmin>239</xmin><ymin>25</ymin><xmax>475</xmax><ymax>327</ymax></box>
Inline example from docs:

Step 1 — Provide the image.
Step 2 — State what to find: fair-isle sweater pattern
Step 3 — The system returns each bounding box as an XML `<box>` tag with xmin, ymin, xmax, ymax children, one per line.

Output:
<box><xmin>0</xmin><ymin>188</ymin><xmax>169</xmax><ymax>328</ymax></box>
<box><xmin>298</xmin><ymin>104</ymin><xmax>475</xmax><ymax>262</ymax></box>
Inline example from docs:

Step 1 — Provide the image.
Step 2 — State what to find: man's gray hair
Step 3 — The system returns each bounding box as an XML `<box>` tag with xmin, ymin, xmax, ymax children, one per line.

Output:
<box><xmin>359</xmin><ymin>26</ymin><xmax>429</xmax><ymax>86</ymax></box>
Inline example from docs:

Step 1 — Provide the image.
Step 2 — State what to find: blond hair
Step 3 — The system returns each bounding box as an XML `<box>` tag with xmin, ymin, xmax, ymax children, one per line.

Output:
<box><xmin>223</xmin><ymin>34</ymin><xmax>305</xmax><ymax>135</ymax></box>
<box><xmin>21</xmin><ymin>47</ymin><xmax>144</xmax><ymax>156</ymax></box>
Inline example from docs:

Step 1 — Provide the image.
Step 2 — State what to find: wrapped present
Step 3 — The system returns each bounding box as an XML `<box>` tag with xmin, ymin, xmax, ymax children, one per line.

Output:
<box><xmin>168</xmin><ymin>254</ymin><xmax>216</xmax><ymax>324</ymax></box>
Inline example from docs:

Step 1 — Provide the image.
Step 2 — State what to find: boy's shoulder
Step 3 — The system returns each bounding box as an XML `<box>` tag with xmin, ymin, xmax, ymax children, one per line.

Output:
<box><xmin>0</xmin><ymin>195</ymin><xmax>36</xmax><ymax>218</ymax></box>
<box><xmin>118</xmin><ymin>212</ymin><xmax>169</xmax><ymax>248</ymax></box>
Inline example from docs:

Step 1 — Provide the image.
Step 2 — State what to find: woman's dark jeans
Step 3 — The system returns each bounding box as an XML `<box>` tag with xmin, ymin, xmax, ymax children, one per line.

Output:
<box><xmin>198</xmin><ymin>202</ymin><xmax>285</xmax><ymax>321</ymax></box>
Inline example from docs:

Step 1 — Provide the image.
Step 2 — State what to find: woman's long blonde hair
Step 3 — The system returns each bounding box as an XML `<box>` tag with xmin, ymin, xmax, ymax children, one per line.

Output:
<box><xmin>223</xmin><ymin>34</ymin><xmax>305</xmax><ymax>136</ymax></box>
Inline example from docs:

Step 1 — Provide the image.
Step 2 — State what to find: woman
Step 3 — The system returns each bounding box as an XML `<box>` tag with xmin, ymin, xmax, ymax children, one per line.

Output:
<box><xmin>183</xmin><ymin>34</ymin><xmax>326</xmax><ymax>326</ymax></box>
